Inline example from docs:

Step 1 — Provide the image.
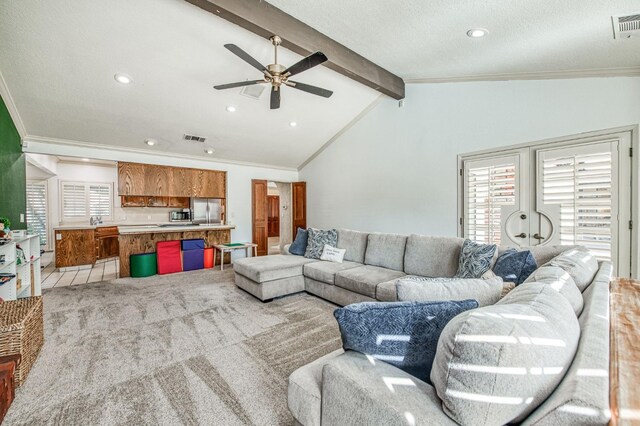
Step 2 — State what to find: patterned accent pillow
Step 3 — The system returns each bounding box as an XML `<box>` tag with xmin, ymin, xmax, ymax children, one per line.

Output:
<box><xmin>493</xmin><ymin>248</ymin><xmax>537</xmax><ymax>285</ymax></box>
<box><xmin>454</xmin><ymin>239</ymin><xmax>498</xmax><ymax>278</ymax></box>
<box><xmin>334</xmin><ymin>300</ymin><xmax>479</xmax><ymax>382</ymax></box>
<box><xmin>304</xmin><ymin>228</ymin><xmax>338</xmax><ymax>259</ymax></box>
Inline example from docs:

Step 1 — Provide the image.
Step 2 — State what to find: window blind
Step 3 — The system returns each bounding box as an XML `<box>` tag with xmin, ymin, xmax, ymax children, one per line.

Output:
<box><xmin>542</xmin><ymin>151</ymin><xmax>613</xmax><ymax>261</ymax></box>
<box><xmin>62</xmin><ymin>183</ymin><xmax>87</xmax><ymax>219</ymax></box>
<box><xmin>89</xmin><ymin>184</ymin><xmax>111</xmax><ymax>217</ymax></box>
<box><xmin>26</xmin><ymin>182</ymin><xmax>47</xmax><ymax>245</ymax></box>
<box><xmin>466</xmin><ymin>162</ymin><xmax>516</xmax><ymax>245</ymax></box>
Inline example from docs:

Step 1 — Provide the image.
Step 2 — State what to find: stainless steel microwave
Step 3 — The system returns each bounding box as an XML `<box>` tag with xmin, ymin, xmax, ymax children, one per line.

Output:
<box><xmin>169</xmin><ymin>209</ymin><xmax>192</xmax><ymax>222</ymax></box>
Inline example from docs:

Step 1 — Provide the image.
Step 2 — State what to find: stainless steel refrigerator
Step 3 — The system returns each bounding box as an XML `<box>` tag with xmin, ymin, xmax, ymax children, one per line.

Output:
<box><xmin>191</xmin><ymin>198</ymin><xmax>223</xmax><ymax>224</ymax></box>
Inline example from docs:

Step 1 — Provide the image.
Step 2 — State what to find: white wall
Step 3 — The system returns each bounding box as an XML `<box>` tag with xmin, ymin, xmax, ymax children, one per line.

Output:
<box><xmin>300</xmin><ymin>77</ymin><xmax>640</xmax><ymax>237</ymax></box>
<box><xmin>25</xmin><ymin>142</ymin><xmax>299</xmax><ymax>250</ymax></box>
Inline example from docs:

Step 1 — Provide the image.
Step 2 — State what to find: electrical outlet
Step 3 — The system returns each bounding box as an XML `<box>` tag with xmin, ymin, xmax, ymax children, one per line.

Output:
<box><xmin>147</xmin><ymin>215</ymin><xmax>151</xmax><ymax>220</ymax></box>
<box><xmin>20</xmin><ymin>213</ymin><xmax>24</xmax><ymax>222</ymax></box>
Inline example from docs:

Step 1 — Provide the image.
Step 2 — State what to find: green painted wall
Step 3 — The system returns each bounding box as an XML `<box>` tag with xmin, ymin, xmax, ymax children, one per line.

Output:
<box><xmin>0</xmin><ymin>95</ymin><xmax>26</xmax><ymax>230</ymax></box>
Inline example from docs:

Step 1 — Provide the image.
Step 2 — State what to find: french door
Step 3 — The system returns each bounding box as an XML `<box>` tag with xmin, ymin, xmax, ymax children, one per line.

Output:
<box><xmin>461</xmin><ymin>130</ymin><xmax>632</xmax><ymax>277</ymax></box>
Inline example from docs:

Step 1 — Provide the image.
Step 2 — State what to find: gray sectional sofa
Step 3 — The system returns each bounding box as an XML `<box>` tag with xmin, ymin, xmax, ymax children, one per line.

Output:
<box><xmin>233</xmin><ymin>229</ymin><xmax>613</xmax><ymax>425</ymax></box>
<box><xmin>233</xmin><ymin>229</ymin><xmax>569</xmax><ymax>305</ymax></box>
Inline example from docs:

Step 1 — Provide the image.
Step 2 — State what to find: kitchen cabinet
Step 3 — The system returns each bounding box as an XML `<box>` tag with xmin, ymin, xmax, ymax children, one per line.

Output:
<box><xmin>95</xmin><ymin>226</ymin><xmax>119</xmax><ymax>260</ymax></box>
<box><xmin>118</xmin><ymin>162</ymin><xmax>226</xmax><ymax>198</ymax></box>
<box><xmin>55</xmin><ymin>229</ymin><xmax>96</xmax><ymax>268</ymax></box>
<box><xmin>120</xmin><ymin>196</ymin><xmax>190</xmax><ymax>208</ymax></box>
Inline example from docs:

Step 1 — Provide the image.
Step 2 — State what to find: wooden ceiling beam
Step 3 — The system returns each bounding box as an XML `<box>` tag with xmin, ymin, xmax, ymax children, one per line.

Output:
<box><xmin>184</xmin><ymin>0</ymin><xmax>405</xmax><ymax>100</ymax></box>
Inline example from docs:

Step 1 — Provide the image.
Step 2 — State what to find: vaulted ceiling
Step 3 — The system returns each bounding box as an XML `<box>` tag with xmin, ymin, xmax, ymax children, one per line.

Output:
<box><xmin>0</xmin><ymin>0</ymin><xmax>379</xmax><ymax>169</ymax></box>
<box><xmin>268</xmin><ymin>0</ymin><xmax>640</xmax><ymax>81</ymax></box>
<box><xmin>2</xmin><ymin>0</ymin><xmax>639</xmax><ymax>170</ymax></box>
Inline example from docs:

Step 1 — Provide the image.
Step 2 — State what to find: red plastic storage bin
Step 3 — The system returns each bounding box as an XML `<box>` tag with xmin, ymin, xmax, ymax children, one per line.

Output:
<box><xmin>204</xmin><ymin>247</ymin><xmax>214</xmax><ymax>269</ymax></box>
<box><xmin>157</xmin><ymin>240</ymin><xmax>182</xmax><ymax>275</ymax></box>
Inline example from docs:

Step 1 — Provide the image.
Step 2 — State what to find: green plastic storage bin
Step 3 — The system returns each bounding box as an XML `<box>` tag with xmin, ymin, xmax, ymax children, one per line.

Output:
<box><xmin>130</xmin><ymin>252</ymin><xmax>157</xmax><ymax>278</ymax></box>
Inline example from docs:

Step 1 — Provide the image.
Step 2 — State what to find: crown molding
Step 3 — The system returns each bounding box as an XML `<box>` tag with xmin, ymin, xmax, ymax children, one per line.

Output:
<box><xmin>22</xmin><ymin>135</ymin><xmax>299</xmax><ymax>172</ymax></box>
<box><xmin>404</xmin><ymin>67</ymin><xmax>640</xmax><ymax>84</ymax></box>
<box><xmin>0</xmin><ymin>70</ymin><xmax>27</xmax><ymax>138</ymax></box>
<box><xmin>298</xmin><ymin>95</ymin><xmax>384</xmax><ymax>171</ymax></box>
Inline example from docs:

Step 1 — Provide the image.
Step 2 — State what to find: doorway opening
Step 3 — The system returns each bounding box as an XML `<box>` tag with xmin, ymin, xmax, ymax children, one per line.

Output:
<box><xmin>252</xmin><ymin>180</ymin><xmax>306</xmax><ymax>256</ymax></box>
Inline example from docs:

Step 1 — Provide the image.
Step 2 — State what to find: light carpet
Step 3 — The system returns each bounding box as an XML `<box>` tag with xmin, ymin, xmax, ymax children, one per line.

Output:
<box><xmin>5</xmin><ymin>268</ymin><xmax>342</xmax><ymax>425</ymax></box>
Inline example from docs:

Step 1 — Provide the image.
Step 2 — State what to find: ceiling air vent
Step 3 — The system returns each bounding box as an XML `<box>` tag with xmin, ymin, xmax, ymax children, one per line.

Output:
<box><xmin>183</xmin><ymin>134</ymin><xmax>207</xmax><ymax>143</ymax></box>
<box><xmin>612</xmin><ymin>14</ymin><xmax>640</xmax><ymax>39</ymax></box>
<box><xmin>240</xmin><ymin>84</ymin><xmax>266</xmax><ymax>100</ymax></box>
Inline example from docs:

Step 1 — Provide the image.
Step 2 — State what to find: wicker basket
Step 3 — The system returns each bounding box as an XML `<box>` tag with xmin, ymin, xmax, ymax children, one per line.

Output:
<box><xmin>0</xmin><ymin>297</ymin><xmax>43</xmax><ymax>386</ymax></box>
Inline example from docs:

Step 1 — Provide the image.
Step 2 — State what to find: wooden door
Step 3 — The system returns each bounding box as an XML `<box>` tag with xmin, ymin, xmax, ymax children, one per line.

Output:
<box><xmin>292</xmin><ymin>182</ymin><xmax>307</xmax><ymax>235</ymax></box>
<box><xmin>252</xmin><ymin>180</ymin><xmax>268</xmax><ymax>256</ymax></box>
<box><xmin>267</xmin><ymin>195</ymin><xmax>280</xmax><ymax>237</ymax></box>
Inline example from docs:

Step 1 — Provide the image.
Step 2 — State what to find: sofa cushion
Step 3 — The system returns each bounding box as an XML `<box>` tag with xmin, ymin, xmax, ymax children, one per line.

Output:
<box><xmin>335</xmin><ymin>265</ymin><xmax>405</xmax><ymax>299</ymax></box>
<box><xmin>288</xmin><ymin>349</ymin><xmax>344</xmax><ymax>426</ymax></box>
<box><xmin>334</xmin><ymin>300</ymin><xmax>478</xmax><ymax>382</ymax></box>
<box><xmin>304</xmin><ymin>228</ymin><xmax>338</xmax><ymax>259</ymax></box>
<box><xmin>364</xmin><ymin>233</ymin><xmax>407</xmax><ymax>271</ymax></box>
<box><xmin>455</xmin><ymin>239</ymin><xmax>498</xmax><ymax>278</ymax></box>
<box><xmin>522</xmin><ymin>262</ymin><xmax>612</xmax><ymax>425</ymax></box>
<box><xmin>289</xmin><ymin>227</ymin><xmax>308</xmax><ymax>256</ymax></box>
<box><xmin>396</xmin><ymin>276</ymin><xmax>504</xmax><ymax>307</ymax></box>
<box><xmin>303</xmin><ymin>260</ymin><xmax>361</xmax><ymax>285</ymax></box>
<box><xmin>321</xmin><ymin>351</ymin><xmax>458</xmax><ymax>425</ymax></box>
<box><xmin>404</xmin><ymin>235</ymin><xmax>464</xmax><ymax>277</ymax></box>
<box><xmin>493</xmin><ymin>248</ymin><xmax>538</xmax><ymax>285</ymax></box>
<box><xmin>233</xmin><ymin>255</ymin><xmax>318</xmax><ymax>283</ymax></box>
<box><xmin>524</xmin><ymin>265</ymin><xmax>584</xmax><ymax>316</ymax></box>
<box><xmin>431</xmin><ymin>283</ymin><xmax>581</xmax><ymax>425</ymax></box>
<box><xmin>337</xmin><ymin>229</ymin><xmax>368</xmax><ymax>264</ymax></box>
<box><xmin>544</xmin><ymin>247</ymin><xmax>598</xmax><ymax>292</ymax></box>
<box><xmin>375</xmin><ymin>279</ymin><xmax>398</xmax><ymax>302</ymax></box>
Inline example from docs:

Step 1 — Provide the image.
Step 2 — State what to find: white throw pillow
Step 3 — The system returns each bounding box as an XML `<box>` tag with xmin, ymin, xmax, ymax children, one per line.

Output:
<box><xmin>320</xmin><ymin>244</ymin><xmax>346</xmax><ymax>263</ymax></box>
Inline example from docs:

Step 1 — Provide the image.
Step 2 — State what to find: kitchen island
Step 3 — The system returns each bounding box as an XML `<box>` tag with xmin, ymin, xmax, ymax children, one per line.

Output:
<box><xmin>118</xmin><ymin>224</ymin><xmax>235</xmax><ymax>277</ymax></box>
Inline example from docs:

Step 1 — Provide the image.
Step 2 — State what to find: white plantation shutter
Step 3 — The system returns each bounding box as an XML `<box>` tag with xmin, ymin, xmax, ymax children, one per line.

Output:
<box><xmin>62</xmin><ymin>183</ymin><xmax>87</xmax><ymax>219</ymax></box>
<box><xmin>89</xmin><ymin>184</ymin><xmax>111</xmax><ymax>217</ymax></box>
<box><xmin>465</xmin><ymin>160</ymin><xmax>517</xmax><ymax>245</ymax></box>
<box><xmin>541</xmin><ymin>147</ymin><xmax>615</xmax><ymax>261</ymax></box>
<box><xmin>61</xmin><ymin>181</ymin><xmax>113</xmax><ymax>222</ymax></box>
<box><xmin>26</xmin><ymin>182</ymin><xmax>47</xmax><ymax>245</ymax></box>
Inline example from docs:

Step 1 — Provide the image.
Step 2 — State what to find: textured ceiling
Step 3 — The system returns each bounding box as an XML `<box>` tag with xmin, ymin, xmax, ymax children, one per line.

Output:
<box><xmin>267</xmin><ymin>0</ymin><xmax>640</xmax><ymax>80</ymax></box>
<box><xmin>0</xmin><ymin>0</ymin><xmax>378</xmax><ymax>168</ymax></box>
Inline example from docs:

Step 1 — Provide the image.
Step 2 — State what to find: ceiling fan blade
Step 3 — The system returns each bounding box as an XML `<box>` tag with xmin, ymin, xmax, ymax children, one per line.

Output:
<box><xmin>270</xmin><ymin>86</ymin><xmax>281</xmax><ymax>110</ymax></box>
<box><xmin>284</xmin><ymin>52</ymin><xmax>328</xmax><ymax>77</ymax></box>
<box><xmin>224</xmin><ymin>44</ymin><xmax>271</xmax><ymax>76</ymax></box>
<box><xmin>287</xmin><ymin>81</ymin><xmax>333</xmax><ymax>98</ymax></box>
<box><xmin>213</xmin><ymin>80</ymin><xmax>264</xmax><ymax>90</ymax></box>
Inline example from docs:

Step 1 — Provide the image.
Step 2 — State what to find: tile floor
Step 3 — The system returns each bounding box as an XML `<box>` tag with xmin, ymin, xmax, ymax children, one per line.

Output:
<box><xmin>41</xmin><ymin>252</ymin><xmax>120</xmax><ymax>289</ymax></box>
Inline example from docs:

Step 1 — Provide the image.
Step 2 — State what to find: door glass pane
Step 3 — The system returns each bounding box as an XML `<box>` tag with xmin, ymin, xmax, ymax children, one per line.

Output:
<box><xmin>465</xmin><ymin>160</ymin><xmax>516</xmax><ymax>245</ymax></box>
<box><xmin>542</xmin><ymin>149</ymin><xmax>613</xmax><ymax>261</ymax></box>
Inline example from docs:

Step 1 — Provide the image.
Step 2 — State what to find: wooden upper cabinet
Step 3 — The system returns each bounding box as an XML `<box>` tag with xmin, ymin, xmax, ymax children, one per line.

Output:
<box><xmin>144</xmin><ymin>165</ymin><xmax>174</xmax><ymax>196</ymax></box>
<box><xmin>118</xmin><ymin>162</ymin><xmax>226</xmax><ymax>198</ymax></box>
<box><xmin>118</xmin><ymin>162</ymin><xmax>146</xmax><ymax>195</ymax></box>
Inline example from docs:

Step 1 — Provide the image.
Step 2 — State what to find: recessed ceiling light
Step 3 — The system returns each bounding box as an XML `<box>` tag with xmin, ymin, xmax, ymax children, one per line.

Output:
<box><xmin>289</xmin><ymin>121</ymin><xmax>297</xmax><ymax>127</ymax></box>
<box><xmin>226</xmin><ymin>105</ymin><xmax>237</xmax><ymax>112</ymax></box>
<box><xmin>467</xmin><ymin>28</ymin><xmax>488</xmax><ymax>38</ymax></box>
<box><xmin>145</xmin><ymin>139</ymin><xmax>156</xmax><ymax>146</ymax></box>
<box><xmin>205</xmin><ymin>148</ymin><xmax>215</xmax><ymax>155</ymax></box>
<box><xmin>114</xmin><ymin>73</ymin><xmax>133</xmax><ymax>84</ymax></box>
<box><xmin>82</xmin><ymin>158</ymin><xmax>90</xmax><ymax>162</ymax></box>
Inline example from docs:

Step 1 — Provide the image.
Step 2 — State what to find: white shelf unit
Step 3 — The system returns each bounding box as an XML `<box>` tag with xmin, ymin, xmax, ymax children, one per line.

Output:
<box><xmin>0</xmin><ymin>235</ymin><xmax>42</xmax><ymax>301</ymax></box>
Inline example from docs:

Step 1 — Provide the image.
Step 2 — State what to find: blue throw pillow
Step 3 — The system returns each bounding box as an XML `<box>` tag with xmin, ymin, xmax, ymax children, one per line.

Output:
<box><xmin>334</xmin><ymin>300</ymin><xmax>478</xmax><ymax>382</ymax></box>
<box><xmin>289</xmin><ymin>228</ymin><xmax>308</xmax><ymax>256</ymax></box>
<box><xmin>493</xmin><ymin>248</ymin><xmax>538</xmax><ymax>285</ymax></box>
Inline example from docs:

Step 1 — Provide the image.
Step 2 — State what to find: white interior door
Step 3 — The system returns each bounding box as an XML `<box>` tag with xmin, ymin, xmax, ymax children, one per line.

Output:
<box><xmin>463</xmin><ymin>150</ymin><xmax>529</xmax><ymax>247</ymax></box>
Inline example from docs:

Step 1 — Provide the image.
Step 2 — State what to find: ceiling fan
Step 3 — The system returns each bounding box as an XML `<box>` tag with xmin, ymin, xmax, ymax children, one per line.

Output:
<box><xmin>214</xmin><ymin>35</ymin><xmax>333</xmax><ymax>110</ymax></box>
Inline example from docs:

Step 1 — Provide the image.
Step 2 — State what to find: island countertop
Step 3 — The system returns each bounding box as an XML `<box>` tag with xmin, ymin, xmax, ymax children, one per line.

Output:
<box><xmin>117</xmin><ymin>224</ymin><xmax>235</xmax><ymax>234</ymax></box>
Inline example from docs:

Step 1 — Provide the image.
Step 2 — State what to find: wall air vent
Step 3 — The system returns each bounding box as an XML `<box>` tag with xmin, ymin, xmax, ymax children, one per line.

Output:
<box><xmin>183</xmin><ymin>134</ymin><xmax>207</xmax><ymax>143</ymax></box>
<box><xmin>612</xmin><ymin>14</ymin><xmax>640</xmax><ymax>39</ymax></box>
<box><xmin>240</xmin><ymin>83</ymin><xmax>266</xmax><ymax>100</ymax></box>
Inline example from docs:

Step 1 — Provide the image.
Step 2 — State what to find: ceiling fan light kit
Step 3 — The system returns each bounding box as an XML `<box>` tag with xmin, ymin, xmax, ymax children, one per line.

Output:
<box><xmin>214</xmin><ymin>35</ymin><xmax>333</xmax><ymax>110</ymax></box>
